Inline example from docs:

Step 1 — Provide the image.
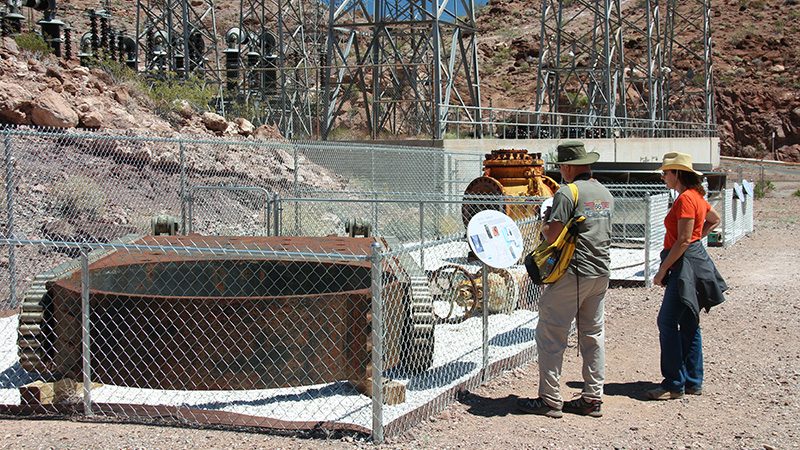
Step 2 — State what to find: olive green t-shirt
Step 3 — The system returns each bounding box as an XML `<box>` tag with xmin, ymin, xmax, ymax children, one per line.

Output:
<box><xmin>548</xmin><ymin>177</ymin><xmax>614</xmax><ymax>277</ymax></box>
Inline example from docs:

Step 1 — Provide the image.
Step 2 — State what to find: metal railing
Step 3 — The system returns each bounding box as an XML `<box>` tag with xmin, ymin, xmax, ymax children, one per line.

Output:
<box><xmin>441</xmin><ymin>105</ymin><xmax>717</xmax><ymax>140</ymax></box>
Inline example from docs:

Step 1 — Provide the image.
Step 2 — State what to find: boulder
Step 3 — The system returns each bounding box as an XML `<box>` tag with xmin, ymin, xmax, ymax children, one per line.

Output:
<box><xmin>113</xmin><ymin>87</ymin><xmax>131</xmax><ymax>105</ymax></box>
<box><xmin>175</xmin><ymin>99</ymin><xmax>194</xmax><ymax>119</ymax></box>
<box><xmin>253</xmin><ymin>123</ymin><xmax>283</xmax><ymax>140</ymax></box>
<box><xmin>80</xmin><ymin>109</ymin><xmax>104</xmax><ymax>128</ymax></box>
<box><xmin>235</xmin><ymin>117</ymin><xmax>255</xmax><ymax>136</ymax></box>
<box><xmin>0</xmin><ymin>80</ymin><xmax>34</xmax><ymax>124</ymax></box>
<box><xmin>201</xmin><ymin>111</ymin><xmax>228</xmax><ymax>133</ymax></box>
<box><xmin>1</xmin><ymin>37</ymin><xmax>19</xmax><ymax>55</ymax></box>
<box><xmin>31</xmin><ymin>91</ymin><xmax>79</xmax><ymax>128</ymax></box>
<box><xmin>45</xmin><ymin>66</ymin><xmax>64</xmax><ymax>83</ymax></box>
<box><xmin>90</xmin><ymin>68</ymin><xmax>114</xmax><ymax>86</ymax></box>
<box><xmin>71</xmin><ymin>66</ymin><xmax>90</xmax><ymax>77</ymax></box>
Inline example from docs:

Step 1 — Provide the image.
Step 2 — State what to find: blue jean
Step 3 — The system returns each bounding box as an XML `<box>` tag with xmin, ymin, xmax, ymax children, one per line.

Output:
<box><xmin>657</xmin><ymin>270</ymin><xmax>703</xmax><ymax>392</ymax></box>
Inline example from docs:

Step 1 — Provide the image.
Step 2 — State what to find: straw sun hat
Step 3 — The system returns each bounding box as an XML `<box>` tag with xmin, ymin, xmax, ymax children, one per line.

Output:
<box><xmin>658</xmin><ymin>152</ymin><xmax>703</xmax><ymax>176</ymax></box>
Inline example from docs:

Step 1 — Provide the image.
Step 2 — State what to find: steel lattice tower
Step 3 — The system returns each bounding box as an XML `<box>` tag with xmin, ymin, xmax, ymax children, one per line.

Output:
<box><xmin>231</xmin><ymin>0</ymin><xmax>322</xmax><ymax>138</ymax></box>
<box><xmin>534</xmin><ymin>0</ymin><xmax>714</xmax><ymax>137</ymax></box>
<box><xmin>135</xmin><ymin>0</ymin><xmax>221</xmax><ymax>85</ymax></box>
<box><xmin>322</xmin><ymin>0</ymin><xmax>482</xmax><ymax>140</ymax></box>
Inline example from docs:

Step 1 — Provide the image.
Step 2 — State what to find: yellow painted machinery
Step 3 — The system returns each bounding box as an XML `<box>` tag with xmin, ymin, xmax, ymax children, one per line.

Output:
<box><xmin>462</xmin><ymin>149</ymin><xmax>559</xmax><ymax>225</ymax></box>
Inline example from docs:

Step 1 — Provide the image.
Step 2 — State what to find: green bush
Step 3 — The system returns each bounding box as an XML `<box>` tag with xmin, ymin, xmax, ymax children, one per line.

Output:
<box><xmin>97</xmin><ymin>58</ymin><xmax>141</xmax><ymax>84</ymax></box>
<box><xmin>223</xmin><ymin>97</ymin><xmax>262</xmax><ymax>123</ymax></box>
<box><xmin>14</xmin><ymin>32</ymin><xmax>51</xmax><ymax>55</ymax></box>
<box><xmin>566</xmin><ymin>92</ymin><xmax>589</xmax><ymax>107</ymax></box>
<box><xmin>754</xmin><ymin>179</ymin><xmax>774</xmax><ymax>199</ymax></box>
<box><xmin>792</xmin><ymin>189</ymin><xmax>800</xmax><ymax>198</ymax></box>
<box><xmin>53</xmin><ymin>176</ymin><xmax>106</xmax><ymax>219</ymax></box>
<box><xmin>146</xmin><ymin>73</ymin><xmax>215</xmax><ymax>116</ymax></box>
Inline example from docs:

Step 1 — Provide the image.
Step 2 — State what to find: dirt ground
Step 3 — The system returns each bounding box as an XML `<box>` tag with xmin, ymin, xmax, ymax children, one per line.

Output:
<box><xmin>1</xmin><ymin>180</ymin><xmax>799</xmax><ymax>449</ymax></box>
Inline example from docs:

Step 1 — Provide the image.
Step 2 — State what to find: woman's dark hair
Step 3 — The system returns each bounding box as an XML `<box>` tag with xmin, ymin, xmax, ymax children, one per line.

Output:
<box><xmin>675</xmin><ymin>170</ymin><xmax>706</xmax><ymax>196</ymax></box>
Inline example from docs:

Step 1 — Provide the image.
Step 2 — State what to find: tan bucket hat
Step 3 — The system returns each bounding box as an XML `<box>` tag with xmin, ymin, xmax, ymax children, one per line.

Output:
<box><xmin>658</xmin><ymin>152</ymin><xmax>703</xmax><ymax>175</ymax></box>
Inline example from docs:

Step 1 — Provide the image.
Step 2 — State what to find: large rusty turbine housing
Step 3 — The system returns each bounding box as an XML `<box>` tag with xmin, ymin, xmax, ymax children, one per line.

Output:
<box><xmin>462</xmin><ymin>149</ymin><xmax>559</xmax><ymax>226</ymax></box>
<box><xmin>18</xmin><ymin>235</ymin><xmax>422</xmax><ymax>392</ymax></box>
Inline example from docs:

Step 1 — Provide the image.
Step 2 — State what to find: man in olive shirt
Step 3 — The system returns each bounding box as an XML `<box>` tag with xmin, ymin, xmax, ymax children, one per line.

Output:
<box><xmin>517</xmin><ymin>141</ymin><xmax>614</xmax><ymax>418</ymax></box>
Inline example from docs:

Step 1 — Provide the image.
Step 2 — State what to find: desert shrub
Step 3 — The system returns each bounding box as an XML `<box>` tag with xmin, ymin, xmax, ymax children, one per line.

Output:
<box><xmin>97</xmin><ymin>58</ymin><xmax>140</xmax><ymax>84</ymax></box>
<box><xmin>148</xmin><ymin>73</ymin><xmax>215</xmax><ymax>115</ymax></box>
<box><xmin>754</xmin><ymin>179</ymin><xmax>774</xmax><ymax>199</ymax></box>
<box><xmin>566</xmin><ymin>92</ymin><xmax>589</xmax><ymax>107</ymax></box>
<box><xmin>792</xmin><ymin>189</ymin><xmax>800</xmax><ymax>198</ymax></box>
<box><xmin>223</xmin><ymin>97</ymin><xmax>262</xmax><ymax>123</ymax></box>
<box><xmin>492</xmin><ymin>46</ymin><xmax>513</xmax><ymax>66</ymax></box>
<box><xmin>53</xmin><ymin>176</ymin><xmax>106</xmax><ymax>218</ymax></box>
<box><xmin>729</xmin><ymin>25</ymin><xmax>756</xmax><ymax>48</ymax></box>
<box><xmin>14</xmin><ymin>32</ymin><xmax>51</xmax><ymax>55</ymax></box>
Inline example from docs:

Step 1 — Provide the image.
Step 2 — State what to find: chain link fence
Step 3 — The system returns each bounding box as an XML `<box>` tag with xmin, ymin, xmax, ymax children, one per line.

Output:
<box><xmin>0</xmin><ymin>126</ymin><xmax>732</xmax><ymax>441</ymax></box>
<box><xmin>0</xmin><ymin>126</ymin><xmax>544</xmax><ymax>441</ymax></box>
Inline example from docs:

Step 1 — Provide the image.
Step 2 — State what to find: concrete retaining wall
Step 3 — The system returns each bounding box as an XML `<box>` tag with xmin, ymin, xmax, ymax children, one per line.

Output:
<box><xmin>441</xmin><ymin>137</ymin><xmax>720</xmax><ymax>170</ymax></box>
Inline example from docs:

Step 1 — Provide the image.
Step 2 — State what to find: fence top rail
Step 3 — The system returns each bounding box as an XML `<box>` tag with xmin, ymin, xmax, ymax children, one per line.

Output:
<box><xmin>0</xmin><ymin>238</ymin><xmax>372</xmax><ymax>261</ymax></box>
<box><xmin>0</xmin><ymin>125</ymin><xmax>494</xmax><ymax>158</ymax></box>
<box><xmin>279</xmin><ymin>195</ymin><xmax>550</xmax><ymax>206</ymax></box>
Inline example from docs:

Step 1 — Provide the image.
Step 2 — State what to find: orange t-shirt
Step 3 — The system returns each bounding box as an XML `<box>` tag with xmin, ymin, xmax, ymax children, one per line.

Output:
<box><xmin>663</xmin><ymin>189</ymin><xmax>710</xmax><ymax>249</ymax></box>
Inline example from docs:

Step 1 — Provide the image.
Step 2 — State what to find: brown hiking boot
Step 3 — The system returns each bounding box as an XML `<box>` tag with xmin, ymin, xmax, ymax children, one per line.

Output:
<box><xmin>516</xmin><ymin>397</ymin><xmax>563</xmax><ymax>418</ymax></box>
<box><xmin>685</xmin><ymin>385</ymin><xmax>703</xmax><ymax>395</ymax></box>
<box><xmin>645</xmin><ymin>387</ymin><xmax>684</xmax><ymax>400</ymax></box>
<box><xmin>563</xmin><ymin>396</ymin><xmax>602</xmax><ymax>417</ymax></box>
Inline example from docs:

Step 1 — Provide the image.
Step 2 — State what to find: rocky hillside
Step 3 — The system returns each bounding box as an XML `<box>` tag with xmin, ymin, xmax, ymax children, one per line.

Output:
<box><xmin>474</xmin><ymin>0</ymin><xmax>800</xmax><ymax>162</ymax></box>
<box><xmin>5</xmin><ymin>0</ymin><xmax>800</xmax><ymax>161</ymax></box>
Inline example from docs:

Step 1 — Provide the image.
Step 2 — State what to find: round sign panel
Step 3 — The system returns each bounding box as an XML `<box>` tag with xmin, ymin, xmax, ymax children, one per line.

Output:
<box><xmin>466</xmin><ymin>210</ymin><xmax>524</xmax><ymax>269</ymax></box>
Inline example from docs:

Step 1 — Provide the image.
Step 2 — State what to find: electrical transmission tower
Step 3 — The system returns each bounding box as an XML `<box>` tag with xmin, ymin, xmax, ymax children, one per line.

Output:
<box><xmin>322</xmin><ymin>0</ymin><xmax>482</xmax><ymax>140</ymax></box>
<box><xmin>534</xmin><ymin>0</ymin><xmax>714</xmax><ymax>138</ymax></box>
<box><xmin>226</xmin><ymin>0</ymin><xmax>323</xmax><ymax>138</ymax></box>
<box><xmin>135</xmin><ymin>0</ymin><xmax>221</xmax><ymax>85</ymax></box>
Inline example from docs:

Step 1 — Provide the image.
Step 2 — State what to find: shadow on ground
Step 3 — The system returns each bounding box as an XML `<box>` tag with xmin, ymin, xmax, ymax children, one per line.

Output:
<box><xmin>567</xmin><ymin>380</ymin><xmax>661</xmax><ymax>401</ymax></box>
<box><xmin>458</xmin><ymin>379</ymin><xmax>663</xmax><ymax>418</ymax></box>
<box><xmin>456</xmin><ymin>391</ymin><xmax>528</xmax><ymax>417</ymax></box>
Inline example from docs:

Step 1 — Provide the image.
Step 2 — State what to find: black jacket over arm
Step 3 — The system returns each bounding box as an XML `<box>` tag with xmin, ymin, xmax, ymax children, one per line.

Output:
<box><xmin>660</xmin><ymin>241</ymin><xmax>728</xmax><ymax>319</ymax></box>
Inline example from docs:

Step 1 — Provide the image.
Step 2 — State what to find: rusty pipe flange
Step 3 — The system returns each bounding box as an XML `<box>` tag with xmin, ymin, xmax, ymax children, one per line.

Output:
<box><xmin>474</xmin><ymin>267</ymin><xmax>519</xmax><ymax>315</ymax></box>
<box><xmin>429</xmin><ymin>264</ymin><xmax>480</xmax><ymax>324</ymax></box>
<box><xmin>462</xmin><ymin>176</ymin><xmax>504</xmax><ymax>227</ymax></box>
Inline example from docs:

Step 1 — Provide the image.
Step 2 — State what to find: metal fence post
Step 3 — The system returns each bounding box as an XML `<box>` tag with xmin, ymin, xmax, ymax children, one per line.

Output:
<box><xmin>643</xmin><ymin>194</ymin><xmax>652</xmax><ymax>288</ymax></box>
<box><xmin>4</xmin><ymin>130</ymin><xmax>16</xmax><ymax>309</ymax></box>
<box><xmin>456</xmin><ymin>108</ymin><xmax>460</xmax><ymax>139</ymax></box>
<box><xmin>187</xmin><ymin>188</ymin><xmax>194</xmax><ymax>234</ymax></box>
<box><xmin>372</xmin><ymin>193</ymin><xmax>379</xmax><ymax>235</ymax></box>
<box><xmin>273</xmin><ymin>194</ymin><xmax>281</xmax><ymax>236</ymax></box>
<box><xmin>721</xmin><ymin>188</ymin><xmax>728</xmax><ymax>248</ymax></box>
<box><xmin>419</xmin><ymin>201</ymin><xmax>425</xmax><ymax>268</ymax></box>
<box><xmin>81</xmin><ymin>250</ymin><xmax>93</xmax><ymax>416</ymax></box>
<box><xmin>482</xmin><ymin>263</ymin><xmax>489</xmax><ymax>382</ymax></box>
<box><xmin>446</xmin><ymin>153</ymin><xmax>453</xmax><ymax>200</ymax></box>
<box><xmin>371</xmin><ymin>145</ymin><xmax>376</xmax><ymax>191</ymax></box>
<box><xmin>293</xmin><ymin>144</ymin><xmax>300</xmax><ymax>234</ymax></box>
<box><xmin>264</xmin><ymin>194</ymin><xmax>271</xmax><ymax>236</ymax></box>
<box><xmin>370</xmin><ymin>242</ymin><xmax>384</xmax><ymax>444</ymax></box>
<box><xmin>179</xmin><ymin>141</ymin><xmax>187</xmax><ymax>235</ymax></box>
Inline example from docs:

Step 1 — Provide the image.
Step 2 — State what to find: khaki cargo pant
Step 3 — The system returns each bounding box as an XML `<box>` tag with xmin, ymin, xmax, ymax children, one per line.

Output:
<box><xmin>535</xmin><ymin>271</ymin><xmax>608</xmax><ymax>409</ymax></box>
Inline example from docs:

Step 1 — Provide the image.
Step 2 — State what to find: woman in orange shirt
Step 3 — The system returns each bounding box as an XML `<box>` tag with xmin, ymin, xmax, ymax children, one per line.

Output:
<box><xmin>646</xmin><ymin>152</ymin><xmax>726</xmax><ymax>401</ymax></box>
